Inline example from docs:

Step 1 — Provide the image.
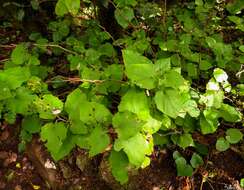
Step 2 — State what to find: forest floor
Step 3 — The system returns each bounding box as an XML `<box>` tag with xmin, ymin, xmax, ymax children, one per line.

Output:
<box><xmin>0</xmin><ymin>121</ymin><xmax>244</xmax><ymax>190</ymax></box>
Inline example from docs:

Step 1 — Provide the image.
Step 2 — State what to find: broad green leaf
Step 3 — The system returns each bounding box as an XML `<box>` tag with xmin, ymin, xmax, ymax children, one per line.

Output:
<box><xmin>93</xmin><ymin>102</ymin><xmax>112</xmax><ymax>123</ymax></box>
<box><xmin>199</xmin><ymin>60</ymin><xmax>212</xmax><ymax>71</ymax></box>
<box><xmin>114</xmin><ymin>133</ymin><xmax>152</xmax><ymax>167</ymax></box>
<box><xmin>40</xmin><ymin>122</ymin><xmax>68</xmax><ymax>160</ymax></box>
<box><xmin>11</xmin><ymin>44</ymin><xmax>29</xmax><ymax>65</ymax></box>
<box><xmin>241</xmin><ymin>178</ymin><xmax>244</xmax><ymax>188</ymax></box>
<box><xmin>175</xmin><ymin>157</ymin><xmax>193</xmax><ymax>176</ymax></box>
<box><xmin>177</xmin><ymin>133</ymin><xmax>194</xmax><ymax>149</ymax></box>
<box><xmin>65</xmin><ymin>0</ymin><xmax>80</xmax><ymax>15</ymax></box>
<box><xmin>6</xmin><ymin>87</ymin><xmax>36</xmax><ymax>115</ymax></box>
<box><xmin>0</xmin><ymin>86</ymin><xmax>12</xmax><ymax>100</ymax></box>
<box><xmin>226</xmin><ymin>128</ymin><xmax>243</xmax><ymax>144</ymax></box>
<box><xmin>190</xmin><ymin>153</ymin><xmax>203</xmax><ymax>168</ymax></box>
<box><xmin>154</xmin><ymin>58</ymin><xmax>171</xmax><ymax>75</ymax></box>
<box><xmin>55</xmin><ymin>0</ymin><xmax>68</xmax><ymax>16</ymax></box>
<box><xmin>109</xmin><ymin>150</ymin><xmax>129</xmax><ymax>184</ymax></box>
<box><xmin>65</xmin><ymin>88</ymin><xmax>87</xmax><ymax>119</ymax></box>
<box><xmin>153</xmin><ymin>133</ymin><xmax>170</xmax><ymax>146</ymax></box>
<box><xmin>154</xmin><ymin>89</ymin><xmax>189</xmax><ymax>118</ymax></box>
<box><xmin>216</xmin><ymin>137</ymin><xmax>230</xmax><ymax>152</ymax></box>
<box><xmin>187</xmin><ymin>63</ymin><xmax>198</xmax><ymax>78</ymax></box>
<box><xmin>55</xmin><ymin>0</ymin><xmax>80</xmax><ymax>16</ymax></box>
<box><xmin>0</xmin><ymin>67</ymin><xmax>31</xmax><ymax>90</ymax></box>
<box><xmin>163</xmin><ymin>70</ymin><xmax>186</xmax><ymax>89</ymax></box>
<box><xmin>213</xmin><ymin>68</ymin><xmax>228</xmax><ymax>83</ymax></box>
<box><xmin>113</xmin><ymin>112</ymin><xmax>144</xmax><ymax>140</ymax></box>
<box><xmin>54</xmin><ymin>134</ymin><xmax>76</xmax><ymax>160</ymax></box>
<box><xmin>88</xmin><ymin>126</ymin><xmax>110</xmax><ymax>156</ymax></box>
<box><xmin>173</xmin><ymin>151</ymin><xmax>181</xmax><ymax>160</ymax></box>
<box><xmin>160</xmin><ymin>115</ymin><xmax>173</xmax><ymax>131</ymax></box>
<box><xmin>183</xmin><ymin>100</ymin><xmax>200</xmax><ymax>117</ymax></box>
<box><xmin>142</xmin><ymin>116</ymin><xmax>162</xmax><ymax>134</ymax></box>
<box><xmin>35</xmin><ymin>94</ymin><xmax>63</xmax><ymax>119</ymax></box>
<box><xmin>200</xmin><ymin>90</ymin><xmax>224</xmax><ymax>109</ymax></box>
<box><xmin>115</xmin><ymin>7</ymin><xmax>134</xmax><ymax>28</ymax></box>
<box><xmin>119</xmin><ymin>89</ymin><xmax>150</xmax><ymax>118</ymax></box>
<box><xmin>22</xmin><ymin>115</ymin><xmax>41</xmax><ymax>133</ymax></box>
<box><xmin>65</xmin><ymin>89</ymin><xmax>111</xmax><ymax>126</ymax></box>
<box><xmin>239</xmin><ymin>45</ymin><xmax>244</xmax><ymax>53</ymax></box>
<box><xmin>28</xmin><ymin>56</ymin><xmax>40</xmax><ymax>65</ymax></box>
<box><xmin>200</xmin><ymin>109</ymin><xmax>219</xmax><ymax>134</ymax></box>
<box><xmin>218</xmin><ymin>104</ymin><xmax>242</xmax><ymax>122</ymax></box>
<box><xmin>122</xmin><ymin>49</ymin><xmax>156</xmax><ymax>89</ymax></box>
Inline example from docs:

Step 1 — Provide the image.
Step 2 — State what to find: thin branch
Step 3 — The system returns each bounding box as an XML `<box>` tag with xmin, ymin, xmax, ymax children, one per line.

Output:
<box><xmin>0</xmin><ymin>59</ymin><xmax>9</xmax><ymax>63</ymax></box>
<box><xmin>33</xmin><ymin>44</ymin><xmax>78</xmax><ymax>55</ymax></box>
<box><xmin>46</xmin><ymin>76</ymin><xmax>126</xmax><ymax>84</ymax></box>
<box><xmin>0</xmin><ymin>44</ymin><xmax>16</xmax><ymax>48</ymax></box>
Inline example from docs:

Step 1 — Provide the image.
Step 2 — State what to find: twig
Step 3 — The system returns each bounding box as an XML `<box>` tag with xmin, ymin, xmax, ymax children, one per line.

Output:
<box><xmin>33</xmin><ymin>44</ymin><xmax>78</xmax><ymax>55</ymax></box>
<box><xmin>0</xmin><ymin>44</ymin><xmax>16</xmax><ymax>48</ymax></box>
<box><xmin>0</xmin><ymin>58</ymin><xmax>9</xmax><ymax>63</ymax></box>
<box><xmin>46</xmin><ymin>76</ymin><xmax>126</xmax><ymax>85</ymax></box>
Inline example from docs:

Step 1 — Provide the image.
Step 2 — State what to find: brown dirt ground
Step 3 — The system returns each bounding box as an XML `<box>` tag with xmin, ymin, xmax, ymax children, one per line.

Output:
<box><xmin>0</xmin><ymin>122</ymin><xmax>243</xmax><ymax>190</ymax></box>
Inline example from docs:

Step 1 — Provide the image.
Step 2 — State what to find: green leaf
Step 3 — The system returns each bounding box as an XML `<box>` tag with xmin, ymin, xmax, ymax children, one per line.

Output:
<box><xmin>183</xmin><ymin>100</ymin><xmax>200</xmax><ymax>118</ymax></box>
<box><xmin>153</xmin><ymin>133</ymin><xmax>169</xmax><ymax>146</ymax></box>
<box><xmin>241</xmin><ymin>178</ymin><xmax>244</xmax><ymax>188</ymax></box>
<box><xmin>122</xmin><ymin>49</ymin><xmax>156</xmax><ymax>89</ymax></box>
<box><xmin>0</xmin><ymin>67</ymin><xmax>31</xmax><ymax>90</ymax></box>
<box><xmin>113</xmin><ymin>112</ymin><xmax>144</xmax><ymax>140</ymax></box>
<box><xmin>6</xmin><ymin>87</ymin><xmax>36</xmax><ymax>115</ymax></box>
<box><xmin>199</xmin><ymin>60</ymin><xmax>212</xmax><ymax>71</ymax></box>
<box><xmin>218</xmin><ymin>104</ymin><xmax>242</xmax><ymax>122</ymax></box>
<box><xmin>114</xmin><ymin>133</ymin><xmax>152</xmax><ymax>167</ymax></box>
<box><xmin>28</xmin><ymin>56</ymin><xmax>40</xmax><ymax>65</ymax></box>
<box><xmin>163</xmin><ymin>70</ymin><xmax>186</xmax><ymax>89</ymax></box>
<box><xmin>187</xmin><ymin>63</ymin><xmax>198</xmax><ymax>78</ymax></box>
<box><xmin>190</xmin><ymin>153</ymin><xmax>203</xmax><ymax>168</ymax></box>
<box><xmin>154</xmin><ymin>89</ymin><xmax>189</xmax><ymax>118</ymax></box>
<box><xmin>200</xmin><ymin>109</ymin><xmax>219</xmax><ymax>134</ymax></box>
<box><xmin>54</xmin><ymin>134</ymin><xmax>76</xmax><ymax>160</ymax></box>
<box><xmin>175</xmin><ymin>157</ymin><xmax>193</xmax><ymax>176</ymax></box>
<box><xmin>88</xmin><ymin>126</ymin><xmax>110</xmax><ymax>156</ymax></box>
<box><xmin>11</xmin><ymin>44</ymin><xmax>29</xmax><ymax>65</ymax></box>
<box><xmin>109</xmin><ymin>150</ymin><xmax>129</xmax><ymax>184</ymax></box>
<box><xmin>213</xmin><ymin>68</ymin><xmax>228</xmax><ymax>83</ymax></box>
<box><xmin>55</xmin><ymin>0</ymin><xmax>80</xmax><ymax>16</ymax></box>
<box><xmin>177</xmin><ymin>133</ymin><xmax>194</xmax><ymax>149</ymax></box>
<box><xmin>154</xmin><ymin>58</ymin><xmax>171</xmax><ymax>75</ymax></box>
<box><xmin>22</xmin><ymin>115</ymin><xmax>41</xmax><ymax>134</ymax></box>
<box><xmin>65</xmin><ymin>0</ymin><xmax>80</xmax><ymax>15</ymax></box>
<box><xmin>40</xmin><ymin>122</ymin><xmax>68</xmax><ymax>161</ymax></box>
<box><xmin>226</xmin><ymin>128</ymin><xmax>243</xmax><ymax>144</ymax></box>
<box><xmin>119</xmin><ymin>89</ymin><xmax>150</xmax><ymax>118</ymax></box>
<box><xmin>115</xmin><ymin>7</ymin><xmax>134</xmax><ymax>28</ymax></box>
<box><xmin>239</xmin><ymin>45</ymin><xmax>244</xmax><ymax>53</ymax></box>
<box><xmin>35</xmin><ymin>94</ymin><xmax>63</xmax><ymax>119</ymax></box>
<box><xmin>0</xmin><ymin>86</ymin><xmax>12</xmax><ymax>100</ymax></box>
<box><xmin>200</xmin><ymin>90</ymin><xmax>224</xmax><ymax>109</ymax></box>
<box><xmin>216</xmin><ymin>137</ymin><xmax>230</xmax><ymax>152</ymax></box>
<box><xmin>65</xmin><ymin>89</ymin><xmax>87</xmax><ymax>117</ymax></box>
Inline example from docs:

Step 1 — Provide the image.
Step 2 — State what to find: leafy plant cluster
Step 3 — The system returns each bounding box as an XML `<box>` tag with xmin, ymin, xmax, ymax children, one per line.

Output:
<box><xmin>0</xmin><ymin>0</ymin><xmax>243</xmax><ymax>184</ymax></box>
